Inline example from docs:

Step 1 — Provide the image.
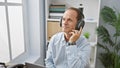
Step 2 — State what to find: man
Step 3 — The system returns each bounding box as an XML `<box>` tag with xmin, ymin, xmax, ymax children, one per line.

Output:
<box><xmin>45</xmin><ymin>7</ymin><xmax>91</xmax><ymax>68</ymax></box>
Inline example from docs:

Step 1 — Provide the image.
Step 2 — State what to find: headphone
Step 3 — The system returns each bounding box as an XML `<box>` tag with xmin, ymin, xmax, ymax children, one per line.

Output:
<box><xmin>59</xmin><ymin>8</ymin><xmax>85</xmax><ymax>30</ymax></box>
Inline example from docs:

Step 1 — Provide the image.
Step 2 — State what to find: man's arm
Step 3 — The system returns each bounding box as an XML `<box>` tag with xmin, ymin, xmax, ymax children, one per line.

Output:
<box><xmin>66</xmin><ymin>38</ymin><xmax>91</xmax><ymax>68</ymax></box>
<box><xmin>67</xmin><ymin>27</ymin><xmax>91</xmax><ymax>68</ymax></box>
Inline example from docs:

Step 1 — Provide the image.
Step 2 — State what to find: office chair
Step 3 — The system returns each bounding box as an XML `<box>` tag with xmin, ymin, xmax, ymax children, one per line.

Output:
<box><xmin>0</xmin><ymin>62</ymin><xmax>7</xmax><ymax>68</ymax></box>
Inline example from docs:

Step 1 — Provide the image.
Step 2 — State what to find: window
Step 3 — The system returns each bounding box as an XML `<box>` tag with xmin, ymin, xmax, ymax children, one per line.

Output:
<box><xmin>0</xmin><ymin>6</ymin><xmax>10</xmax><ymax>62</ymax></box>
<box><xmin>0</xmin><ymin>0</ymin><xmax>25</xmax><ymax>63</ymax></box>
<box><xmin>7</xmin><ymin>0</ymin><xmax>22</xmax><ymax>3</ymax></box>
<box><xmin>0</xmin><ymin>0</ymin><xmax>4</xmax><ymax>2</ymax></box>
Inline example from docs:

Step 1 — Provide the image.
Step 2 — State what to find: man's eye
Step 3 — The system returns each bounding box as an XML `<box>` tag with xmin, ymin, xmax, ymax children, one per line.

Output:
<box><xmin>68</xmin><ymin>19</ymin><xmax>72</xmax><ymax>22</ymax></box>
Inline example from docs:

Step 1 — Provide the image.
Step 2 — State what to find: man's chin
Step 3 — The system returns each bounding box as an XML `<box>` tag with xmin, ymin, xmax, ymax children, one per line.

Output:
<box><xmin>63</xmin><ymin>30</ymin><xmax>70</xmax><ymax>34</ymax></box>
<box><xmin>62</xmin><ymin>29</ymin><xmax>72</xmax><ymax>33</ymax></box>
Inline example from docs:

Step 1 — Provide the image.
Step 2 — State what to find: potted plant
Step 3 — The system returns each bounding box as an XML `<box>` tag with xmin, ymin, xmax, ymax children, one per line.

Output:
<box><xmin>97</xmin><ymin>6</ymin><xmax>120</xmax><ymax>68</ymax></box>
<box><xmin>83</xmin><ymin>32</ymin><xmax>90</xmax><ymax>39</ymax></box>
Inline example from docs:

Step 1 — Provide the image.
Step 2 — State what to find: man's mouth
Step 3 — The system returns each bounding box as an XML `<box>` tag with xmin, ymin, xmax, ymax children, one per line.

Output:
<box><xmin>63</xmin><ymin>26</ymin><xmax>69</xmax><ymax>29</ymax></box>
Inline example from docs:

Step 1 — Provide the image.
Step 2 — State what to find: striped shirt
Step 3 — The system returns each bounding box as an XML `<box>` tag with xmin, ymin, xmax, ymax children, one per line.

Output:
<box><xmin>45</xmin><ymin>32</ymin><xmax>91</xmax><ymax>68</ymax></box>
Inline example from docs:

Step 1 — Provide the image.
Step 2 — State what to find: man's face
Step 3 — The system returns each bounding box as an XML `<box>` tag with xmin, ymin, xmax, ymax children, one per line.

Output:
<box><xmin>62</xmin><ymin>9</ymin><xmax>78</xmax><ymax>33</ymax></box>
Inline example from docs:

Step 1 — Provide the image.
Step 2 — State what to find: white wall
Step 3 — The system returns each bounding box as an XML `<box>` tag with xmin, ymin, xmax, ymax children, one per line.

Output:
<box><xmin>27</xmin><ymin>0</ymin><xmax>40</xmax><ymax>56</ymax></box>
<box><xmin>83</xmin><ymin>0</ymin><xmax>100</xmax><ymax>20</ymax></box>
<box><xmin>23</xmin><ymin>0</ymin><xmax>45</xmax><ymax>65</ymax></box>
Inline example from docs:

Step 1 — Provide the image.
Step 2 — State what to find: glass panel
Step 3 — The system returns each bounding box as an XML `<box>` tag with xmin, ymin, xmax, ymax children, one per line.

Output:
<box><xmin>8</xmin><ymin>6</ymin><xmax>25</xmax><ymax>59</ymax></box>
<box><xmin>7</xmin><ymin>0</ymin><xmax>22</xmax><ymax>3</ymax></box>
<box><xmin>0</xmin><ymin>0</ymin><xmax>4</xmax><ymax>2</ymax></box>
<box><xmin>0</xmin><ymin>6</ymin><xmax>10</xmax><ymax>62</ymax></box>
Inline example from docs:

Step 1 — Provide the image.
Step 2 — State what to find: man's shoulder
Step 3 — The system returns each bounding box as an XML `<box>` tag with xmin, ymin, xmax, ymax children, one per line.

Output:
<box><xmin>77</xmin><ymin>35</ymin><xmax>90</xmax><ymax>46</ymax></box>
<box><xmin>79</xmin><ymin>35</ymin><xmax>87</xmax><ymax>41</ymax></box>
<box><xmin>52</xmin><ymin>32</ymin><xmax>64</xmax><ymax>37</ymax></box>
<box><xmin>50</xmin><ymin>32</ymin><xmax>64</xmax><ymax>40</ymax></box>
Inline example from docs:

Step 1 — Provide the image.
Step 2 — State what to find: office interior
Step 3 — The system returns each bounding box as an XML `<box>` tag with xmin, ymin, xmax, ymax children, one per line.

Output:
<box><xmin>0</xmin><ymin>0</ymin><xmax>120</xmax><ymax>68</ymax></box>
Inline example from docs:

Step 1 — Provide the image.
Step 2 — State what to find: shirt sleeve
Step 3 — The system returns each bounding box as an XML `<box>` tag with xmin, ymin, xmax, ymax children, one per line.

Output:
<box><xmin>66</xmin><ymin>38</ymin><xmax>91</xmax><ymax>68</ymax></box>
<box><xmin>45</xmin><ymin>37</ymin><xmax>55</xmax><ymax>68</ymax></box>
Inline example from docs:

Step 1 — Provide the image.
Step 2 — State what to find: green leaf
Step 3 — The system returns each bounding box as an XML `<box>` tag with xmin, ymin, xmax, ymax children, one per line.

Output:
<box><xmin>114</xmin><ymin>54</ymin><xmax>120</xmax><ymax>68</ymax></box>
<box><xmin>99</xmin><ymin>52</ymin><xmax>114</xmax><ymax>68</ymax></box>
<box><xmin>97</xmin><ymin>26</ymin><xmax>114</xmax><ymax>46</ymax></box>
<box><xmin>114</xmin><ymin>42</ymin><xmax>120</xmax><ymax>53</ymax></box>
<box><xmin>114</xmin><ymin>13</ymin><xmax>120</xmax><ymax>37</ymax></box>
<box><xmin>97</xmin><ymin>42</ymin><xmax>110</xmax><ymax>52</ymax></box>
<box><xmin>101</xmin><ymin>6</ymin><xmax>117</xmax><ymax>25</ymax></box>
<box><xmin>83</xmin><ymin>32</ymin><xmax>90</xmax><ymax>39</ymax></box>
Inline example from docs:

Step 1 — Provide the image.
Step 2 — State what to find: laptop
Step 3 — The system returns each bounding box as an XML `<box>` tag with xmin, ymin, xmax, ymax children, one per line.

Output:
<box><xmin>25</xmin><ymin>62</ymin><xmax>46</xmax><ymax>68</ymax></box>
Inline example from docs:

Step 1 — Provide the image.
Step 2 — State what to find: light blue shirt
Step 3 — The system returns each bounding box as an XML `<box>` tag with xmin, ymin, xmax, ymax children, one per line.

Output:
<box><xmin>45</xmin><ymin>32</ymin><xmax>91</xmax><ymax>68</ymax></box>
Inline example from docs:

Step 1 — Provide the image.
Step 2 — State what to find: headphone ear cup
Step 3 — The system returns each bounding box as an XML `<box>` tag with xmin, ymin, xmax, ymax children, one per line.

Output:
<box><xmin>80</xmin><ymin>20</ymin><xmax>85</xmax><ymax>28</ymax></box>
<box><xmin>60</xmin><ymin>17</ymin><xmax>62</xmax><ymax>27</ymax></box>
<box><xmin>75</xmin><ymin>20</ymin><xmax>80</xmax><ymax>30</ymax></box>
<box><xmin>75</xmin><ymin>20</ymin><xmax>85</xmax><ymax>30</ymax></box>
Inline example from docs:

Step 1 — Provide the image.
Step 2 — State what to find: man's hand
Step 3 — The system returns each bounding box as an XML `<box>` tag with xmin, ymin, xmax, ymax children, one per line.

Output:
<box><xmin>69</xmin><ymin>27</ymin><xmax>82</xmax><ymax>43</ymax></box>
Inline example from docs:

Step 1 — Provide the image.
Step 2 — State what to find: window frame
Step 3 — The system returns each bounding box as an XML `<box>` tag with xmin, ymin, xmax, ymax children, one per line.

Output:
<box><xmin>0</xmin><ymin>0</ymin><xmax>26</xmax><ymax>62</ymax></box>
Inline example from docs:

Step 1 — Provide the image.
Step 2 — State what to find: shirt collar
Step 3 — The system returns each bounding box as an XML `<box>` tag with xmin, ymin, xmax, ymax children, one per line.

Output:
<box><xmin>61</xmin><ymin>33</ymin><xmax>66</xmax><ymax>42</ymax></box>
